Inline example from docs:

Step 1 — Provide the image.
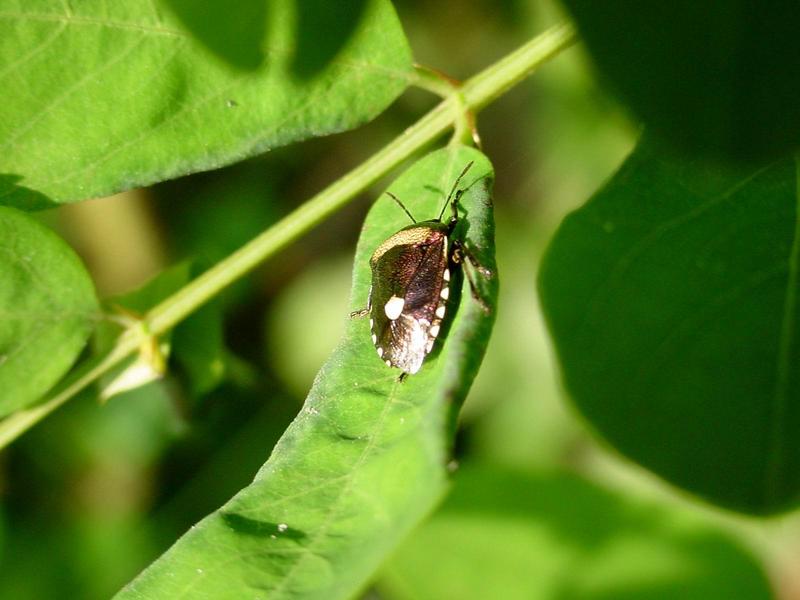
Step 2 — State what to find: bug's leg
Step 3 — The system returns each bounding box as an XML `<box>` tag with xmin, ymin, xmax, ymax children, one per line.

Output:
<box><xmin>350</xmin><ymin>287</ymin><xmax>372</xmax><ymax>319</ymax></box>
<box><xmin>463</xmin><ymin>245</ymin><xmax>493</xmax><ymax>279</ymax></box>
<box><xmin>397</xmin><ymin>372</ymin><xmax>408</xmax><ymax>383</ymax></box>
<box><xmin>452</xmin><ymin>241</ymin><xmax>491</xmax><ymax>314</ymax></box>
<box><xmin>463</xmin><ymin>263</ymin><xmax>491</xmax><ymax>314</ymax></box>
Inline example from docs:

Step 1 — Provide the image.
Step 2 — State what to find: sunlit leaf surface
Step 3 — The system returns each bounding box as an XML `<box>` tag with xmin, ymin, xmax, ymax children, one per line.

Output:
<box><xmin>0</xmin><ymin>207</ymin><xmax>97</xmax><ymax>414</ymax></box>
<box><xmin>0</xmin><ymin>0</ymin><xmax>412</xmax><ymax>209</ymax></box>
<box><xmin>116</xmin><ymin>145</ymin><xmax>498</xmax><ymax>599</ymax></box>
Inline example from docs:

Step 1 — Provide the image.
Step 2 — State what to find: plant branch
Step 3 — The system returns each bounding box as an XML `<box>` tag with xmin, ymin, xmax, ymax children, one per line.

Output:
<box><xmin>0</xmin><ymin>22</ymin><xmax>576</xmax><ymax>449</ymax></box>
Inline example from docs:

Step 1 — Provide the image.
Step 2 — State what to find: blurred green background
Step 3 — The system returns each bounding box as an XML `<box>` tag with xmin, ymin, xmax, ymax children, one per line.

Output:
<box><xmin>5</xmin><ymin>1</ymin><xmax>798</xmax><ymax>598</ymax></box>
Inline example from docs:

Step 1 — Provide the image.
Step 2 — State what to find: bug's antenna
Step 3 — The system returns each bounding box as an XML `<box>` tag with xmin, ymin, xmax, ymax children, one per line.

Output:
<box><xmin>385</xmin><ymin>192</ymin><xmax>417</xmax><ymax>224</ymax></box>
<box><xmin>437</xmin><ymin>161</ymin><xmax>474</xmax><ymax>222</ymax></box>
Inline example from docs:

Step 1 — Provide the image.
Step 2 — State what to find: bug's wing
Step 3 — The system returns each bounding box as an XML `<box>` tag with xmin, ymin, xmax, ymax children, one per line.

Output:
<box><xmin>379</xmin><ymin>314</ymin><xmax>429</xmax><ymax>374</ymax></box>
<box><xmin>369</xmin><ymin>238</ymin><xmax>447</xmax><ymax>374</ymax></box>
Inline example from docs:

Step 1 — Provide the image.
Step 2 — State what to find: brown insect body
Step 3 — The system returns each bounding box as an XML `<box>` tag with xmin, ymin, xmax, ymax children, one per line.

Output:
<box><xmin>367</xmin><ymin>221</ymin><xmax>451</xmax><ymax>374</ymax></box>
<box><xmin>351</xmin><ymin>161</ymin><xmax>486</xmax><ymax>377</ymax></box>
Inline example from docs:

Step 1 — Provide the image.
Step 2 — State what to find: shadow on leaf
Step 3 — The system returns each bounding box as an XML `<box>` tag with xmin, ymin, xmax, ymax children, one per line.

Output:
<box><xmin>0</xmin><ymin>174</ymin><xmax>57</xmax><ymax>211</ymax></box>
<box><xmin>161</xmin><ymin>0</ymin><xmax>269</xmax><ymax>70</ymax></box>
<box><xmin>220</xmin><ymin>512</ymin><xmax>308</xmax><ymax>542</ymax></box>
<box><xmin>161</xmin><ymin>0</ymin><xmax>370</xmax><ymax>77</ymax></box>
<box><xmin>291</xmin><ymin>0</ymin><xmax>370</xmax><ymax>79</ymax></box>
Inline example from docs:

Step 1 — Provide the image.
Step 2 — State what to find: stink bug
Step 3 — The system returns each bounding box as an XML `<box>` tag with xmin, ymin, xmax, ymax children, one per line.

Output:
<box><xmin>351</xmin><ymin>162</ymin><xmax>491</xmax><ymax>376</ymax></box>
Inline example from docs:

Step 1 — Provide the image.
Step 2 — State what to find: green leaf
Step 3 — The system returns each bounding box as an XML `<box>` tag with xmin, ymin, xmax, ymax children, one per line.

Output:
<box><xmin>379</xmin><ymin>465</ymin><xmax>772</xmax><ymax>600</ymax></box>
<box><xmin>0</xmin><ymin>206</ymin><xmax>97</xmax><ymax>416</ymax></box>
<box><xmin>538</xmin><ymin>136</ymin><xmax>800</xmax><ymax>513</ymax></box>
<box><xmin>115</xmin><ymin>145</ymin><xmax>498</xmax><ymax>599</ymax></box>
<box><xmin>0</xmin><ymin>0</ymin><xmax>412</xmax><ymax>209</ymax></box>
<box><xmin>162</xmin><ymin>0</ymin><xmax>373</xmax><ymax>77</ymax></box>
<box><xmin>561</xmin><ymin>0</ymin><xmax>800</xmax><ymax>162</ymax></box>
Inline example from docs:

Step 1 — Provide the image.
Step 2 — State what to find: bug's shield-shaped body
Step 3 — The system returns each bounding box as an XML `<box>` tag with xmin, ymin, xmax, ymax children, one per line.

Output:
<box><xmin>367</xmin><ymin>222</ymin><xmax>450</xmax><ymax>374</ymax></box>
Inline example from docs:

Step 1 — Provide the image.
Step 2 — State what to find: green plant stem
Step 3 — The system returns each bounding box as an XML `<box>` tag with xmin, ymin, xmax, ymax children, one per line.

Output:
<box><xmin>0</xmin><ymin>22</ymin><xmax>576</xmax><ymax>449</ymax></box>
<box><xmin>410</xmin><ymin>64</ymin><xmax>474</xmax><ymax>146</ymax></box>
<box><xmin>410</xmin><ymin>64</ymin><xmax>459</xmax><ymax>98</ymax></box>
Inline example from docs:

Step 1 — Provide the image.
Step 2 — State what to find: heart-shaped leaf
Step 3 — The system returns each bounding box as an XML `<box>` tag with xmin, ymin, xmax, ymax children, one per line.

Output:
<box><xmin>539</xmin><ymin>136</ymin><xmax>800</xmax><ymax>513</ymax></box>
<box><xmin>0</xmin><ymin>207</ymin><xmax>98</xmax><ymax>415</ymax></box>
<box><xmin>115</xmin><ymin>145</ymin><xmax>498</xmax><ymax>599</ymax></box>
<box><xmin>0</xmin><ymin>0</ymin><xmax>412</xmax><ymax>209</ymax></box>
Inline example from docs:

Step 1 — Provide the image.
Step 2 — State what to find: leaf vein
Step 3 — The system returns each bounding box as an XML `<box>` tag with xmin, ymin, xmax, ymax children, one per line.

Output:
<box><xmin>0</xmin><ymin>33</ymin><xmax>149</xmax><ymax>152</ymax></box>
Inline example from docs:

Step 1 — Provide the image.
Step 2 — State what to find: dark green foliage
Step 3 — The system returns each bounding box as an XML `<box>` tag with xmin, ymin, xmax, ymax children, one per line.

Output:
<box><xmin>381</xmin><ymin>465</ymin><xmax>772</xmax><ymax>600</ymax></box>
<box><xmin>562</xmin><ymin>0</ymin><xmax>800</xmax><ymax>161</ymax></box>
<box><xmin>539</xmin><ymin>136</ymin><xmax>800</xmax><ymax>513</ymax></box>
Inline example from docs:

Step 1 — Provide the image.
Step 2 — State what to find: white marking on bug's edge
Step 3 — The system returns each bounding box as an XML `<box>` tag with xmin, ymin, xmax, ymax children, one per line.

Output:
<box><xmin>377</xmin><ymin>347</ymin><xmax>384</xmax><ymax>357</ymax></box>
<box><xmin>430</xmin><ymin>324</ymin><xmax>440</xmax><ymax>338</ymax></box>
<box><xmin>426</xmin><ymin>340</ymin><xmax>434</xmax><ymax>353</ymax></box>
<box><xmin>443</xmin><ymin>268</ymin><xmax>450</xmax><ymax>281</ymax></box>
<box><xmin>369</xmin><ymin>318</ymin><xmax>374</xmax><ymax>329</ymax></box>
<box><xmin>384</xmin><ymin>295</ymin><xmax>405</xmax><ymax>320</ymax></box>
<box><xmin>385</xmin><ymin>359</ymin><xmax>392</xmax><ymax>367</ymax></box>
<box><xmin>435</xmin><ymin>305</ymin><xmax>446</xmax><ymax>318</ymax></box>
<box><xmin>371</xmin><ymin>333</ymin><xmax>377</xmax><ymax>344</ymax></box>
<box><xmin>440</xmin><ymin>287</ymin><xmax>449</xmax><ymax>300</ymax></box>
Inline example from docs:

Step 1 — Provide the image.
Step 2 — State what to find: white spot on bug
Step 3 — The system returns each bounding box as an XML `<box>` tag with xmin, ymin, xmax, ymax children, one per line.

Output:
<box><xmin>369</xmin><ymin>318</ymin><xmax>374</xmax><ymax>329</ymax></box>
<box><xmin>426</xmin><ymin>339</ymin><xmax>434</xmax><ymax>353</ymax></box>
<box><xmin>385</xmin><ymin>359</ymin><xmax>392</xmax><ymax>367</ymax></box>
<box><xmin>430</xmin><ymin>324</ymin><xmax>440</xmax><ymax>338</ymax></box>
<box><xmin>371</xmin><ymin>333</ymin><xmax>377</xmax><ymax>344</ymax></box>
<box><xmin>440</xmin><ymin>287</ymin><xmax>449</xmax><ymax>300</ymax></box>
<box><xmin>435</xmin><ymin>305</ymin><xmax>446</xmax><ymax>318</ymax></box>
<box><xmin>377</xmin><ymin>347</ymin><xmax>384</xmax><ymax>357</ymax></box>
<box><xmin>443</xmin><ymin>268</ymin><xmax>450</xmax><ymax>281</ymax></box>
<box><xmin>384</xmin><ymin>295</ymin><xmax>405</xmax><ymax>320</ymax></box>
